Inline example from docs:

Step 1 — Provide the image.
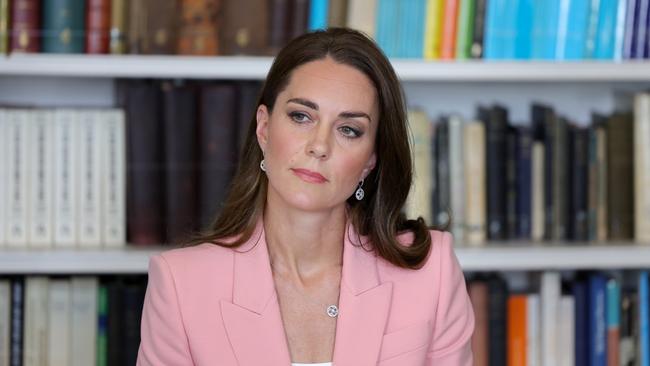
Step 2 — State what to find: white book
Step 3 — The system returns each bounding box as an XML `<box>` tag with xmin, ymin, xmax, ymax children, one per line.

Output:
<box><xmin>70</xmin><ymin>277</ymin><xmax>98</xmax><ymax>366</ymax></box>
<box><xmin>463</xmin><ymin>121</ymin><xmax>486</xmax><ymax>246</ymax></box>
<box><xmin>54</xmin><ymin>109</ymin><xmax>79</xmax><ymax>247</ymax></box>
<box><xmin>405</xmin><ymin>110</ymin><xmax>433</xmax><ymax>223</ymax></box>
<box><xmin>102</xmin><ymin>110</ymin><xmax>126</xmax><ymax>247</ymax></box>
<box><xmin>527</xmin><ymin>294</ymin><xmax>541</xmax><ymax>366</ymax></box>
<box><xmin>346</xmin><ymin>0</ymin><xmax>377</xmax><ymax>39</ymax></box>
<box><xmin>5</xmin><ymin>109</ymin><xmax>31</xmax><ymax>248</ymax></box>
<box><xmin>48</xmin><ymin>279</ymin><xmax>71</xmax><ymax>366</ymax></box>
<box><xmin>0</xmin><ymin>280</ymin><xmax>10</xmax><ymax>366</ymax></box>
<box><xmin>541</xmin><ymin>272</ymin><xmax>561</xmax><ymax>366</ymax></box>
<box><xmin>448</xmin><ymin>115</ymin><xmax>465</xmax><ymax>243</ymax></box>
<box><xmin>531</xmin><ymin>142</ymin><xmax>545</xmax><ymax>241</ymax></box>
<box><xmin>557</xmin><ymin>295</ymin><xmax>575</xmax><ymax>366</ymax></box>
<box><xmin>634</xmin><ymin>93</ymin><xmax>650</xmax><ymax>242</ymax></box>
<box><xmin>77</xmin><ymin>110</ymin><xmax>103</xmax><ymax>247</ymax></box>
<box><xmin>0</xmin><ymin>110</ymin><xmax>7</xmax><ymax>246</ymax></box>
<box><xmin>29</xmin><ymin>110</ymin><xmax>55</xmax><ymax>248</ymax></box>
<box><xmin>23</xmin><ymin>277</ymin><xmax>49</xmax><ymax>366</ymax></box>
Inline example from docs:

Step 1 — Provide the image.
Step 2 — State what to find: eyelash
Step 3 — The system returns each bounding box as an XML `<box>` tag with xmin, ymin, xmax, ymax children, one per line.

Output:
<box><xmin>287</xmin><ymin>111</ymin><xmax>363</xmax><ymax>139</ymax></box>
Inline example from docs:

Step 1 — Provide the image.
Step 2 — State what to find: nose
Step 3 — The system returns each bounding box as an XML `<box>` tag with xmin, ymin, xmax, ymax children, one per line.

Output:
<box><xmin>306</xmin><ymin>122</ymin><xmax>331</xmax><ymax>159</ymax></box>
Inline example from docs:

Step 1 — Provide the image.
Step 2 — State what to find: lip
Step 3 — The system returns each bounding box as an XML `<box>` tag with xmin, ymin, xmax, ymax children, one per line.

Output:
<box><xmin>291</xmin><ymin>168</ymin><xmax>328</xmax><ymax>183</ymax></box>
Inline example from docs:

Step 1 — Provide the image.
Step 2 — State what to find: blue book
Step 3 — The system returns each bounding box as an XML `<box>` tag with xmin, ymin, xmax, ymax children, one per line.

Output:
<box><xmin>484</xmin><ymin>0</ymin><xmax>507</xmax><ymax>59</ymax></box>
<box><xmin>398</xmin><ymin>0</ymin><xmax>411</xmax><ymax>58</ymax></box>
<box><xmin>562</xmin><ymin>0</ymin><xmax>591</xmax><ymax>60</ymax></box>
<box><xmin>516</xmin><ymin>127</ymin><xmax>532</xmax><ymax>238</ymax></box>
<box><xmin>375</xmin><ymin>0</ymin><xmax>391</xmax><ymax>56</ymax></box>
<box><xmin>514</xmin><ymin>0</ymin><xmax>533</xmax><ymax>59</ymax></box>
<box><xmin>594</xmin><ymin>0</ymin><xmax>621</xmax><ymax>59</ymax></box>
<box><xmin>413</xmin><ymin>0</ymin><xmax>427</xmax><ymax>58</ymax></box>
<box><xmin>634</xmin><ymin>0</ymin><xmax>649</xmax><ymax>58</ymax></box>
<box><xmin>623</xmin><ymin>0</ymin><xmax>639</xmax><ymax>59</ymax></box>
<box><xmin>573</xmin><ymin>280</ymin><xmax>589</xmax><ymax>366</ymax></box>
<box><xmin>501</xmin><ymin>0</ymin><xmax>519</xmax><ymax>59</ymax></box>
<box><xmin>640</xmin><ymin>271</ymin><xmax>649</xmax><ymax>366</ymax></box>
<box><xmin>531</xmin><ymin>0</ymin><xmax>561</xmax><ymax>59</ymax></box>
<box><xmin>589</xmin><ymin>274</ymin><xmax>607</xmax><ymax>366</ymax></box>
<box><xmin>606</xmin><ymin>278</ymin><xmax>621</xmax><ymax>338</ymax></box>
<box><xmin>308</xmin><ymin>0</ymin><xmax>329</xmax><ymax>31</ymax></box>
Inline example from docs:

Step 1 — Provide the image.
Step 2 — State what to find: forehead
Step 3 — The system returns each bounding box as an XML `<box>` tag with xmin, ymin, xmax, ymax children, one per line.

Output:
<box><xmin>282</xmin><ymin>58</ymin><xmax>378</xmax><ymax>114</ymax></box>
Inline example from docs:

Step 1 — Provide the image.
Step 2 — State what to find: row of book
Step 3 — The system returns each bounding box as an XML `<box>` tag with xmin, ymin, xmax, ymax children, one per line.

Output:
<box><xmin>0</xmin><ymin>80</ymin><xmax>261</xmax><ymax>248</ymax></box>
<box><xmin>0</xmin><ymin>0</ymin><xmax>335</xmax><ymax>56</ymax></box>
<box><xmin>1</xmin><ymin>275</ymin><xmax>147</xmax><ymax>366</ymax></box>
<box><xmin>468</xmin><ymin>270</ymin><xmax>646</xmax><ymax>366</ymax></box>
<box><xmin>406</xmin><ymin>91</ymin><xmax>650</xmax><ymax>245</ymax></box>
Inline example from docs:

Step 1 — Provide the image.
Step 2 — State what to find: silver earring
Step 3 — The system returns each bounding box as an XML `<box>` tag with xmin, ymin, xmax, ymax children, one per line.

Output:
<box><xmin>355</xmin><ymin>179</ymin><xmax>365</xmax><ymax>201</ymax></box>
<box><xmin>260</xmin><ymin>159</ymin><xmax>266</xmax><ymax>172</ymax></box>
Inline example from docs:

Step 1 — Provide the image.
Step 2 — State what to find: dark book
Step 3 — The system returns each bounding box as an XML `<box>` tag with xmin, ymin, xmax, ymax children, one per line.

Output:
<box><xmin>268</xmin><ymin>0</ymin><xmax>290</xmax><ymax>54</ymax></box>
<box><xmin>505</xmin><ymin>125</ymin><xmax>518</xmax><ymax>239</ymax></box>
<box><xmin>622</xmin><ymin>0</ymin><xmax>638</xmax><ymax>59</ymax></box>
<box><xmin>42</xmin><ymin>0</ymin><xmax>86</xmax><ymax>53</ymax></box>
<box><xmin>531</xmin><ymin>104</ymin><xmax>554</xmax><ymax>240</ymax></box>
<box><xmin>470</xmin><ymin>0</ymin><xmax>485</xmax><ymax>59</ymax></box>
<box><xmin>86</xmin><ymin>0</ymin><xmax>110</xmax><ymax>54</ymax></box>
<box><xmin>289</xmin><ymin>0</ymin><xmax>309</xmax><ymax>41</ymax></box>
<box><xmin>516</xmin><ymin>126</ymin><xmax>533</xmax><ymax>239</ymax></box>
<box><xmin>571</xmin><ymin>127</ymin><xmax>589</xmax><ymax>241</ymax></box>
<box><xmin>198</xmin><ymin>83</ymin><xmax>238</xmax><ymax>229</ymax></box>
<box><xmin>487</xmin><ymin>275</ymin><xmax>508</xmax><ymax>366</ymax></box>
<box><xmin>236</xmin><ymin>81</ymin><xmax>262</xmax><ymax>163</ymax></box>
<box><xmin>145</xmin><ymin>0</ymin><xmax>178</xmax><ymax>54</ymax></box>
<box><xmin>484</xmin><ymin>105</ymin><xmax>508</xmax><ymax>240</ymax></box>
<box><xmin>10</xmin><ymin>278</ymin><xmax>23</xmax><ymax>366</ymax></box>
<box><xmin>551</xmin><ymin>116</ymin><xmax>570</xmax><ymax>241</ymax></box>
<box><xmin>106</xmin><ymin>279</ymin><xmax>123</xmax><ymax>366</ymax></box>
<box><xmin>0</xmin><ymin>0</ymin><xmax>8</xmax><ymax>54</ymax></box>
<box><xmin>121</xmin><ymin>80</ymin><xmax>166</xmax><ymax>245</ymax></box>
<box><xmin>620</xmin><ymin>289</ymin><xmax>638</xmax><ymax>366</ymax></box>
<box><xmin>573</xmin><ymin>278</ymin><xmax>589</xmax><ymax>366</ymax></box>
<box><xmin>177</xmin><ymin>0</ymin><xmax>221</xmax><ymax>55</ymax></box>
<box><xmin>97</xmin><ymin>284</ymin><xmax>109</xmax><ymax>366</ymax></box>
<box><xmin>109</xmin><ymin>0</ymin><xmax>128</xmax><ymax>54</ymax></box>
<box><xmin>127</xmin><ymin>0</ymin><xmax>146</xmax><ymax>54</ymax></box>
<box><xmin>162</xmin><ymin>82</ymin><xmax>199</xmax><ymax>244</ymax></box>
<box><xmin>434</xmin><ymin>118</ymin><xmax>450</xmax><ymax>230</ymax></box>
<box><xmin>122</xmin><ymin>279</ymin><xmax>147</xmax><ymax>366</ymax></box>
<box><xmin>607</xmin><ymin>112</ymin><xmax>635</xmax><ymax>240</ymax></box>
<box><xmin>10</xmin><ymin>0</ymin><xmax>39</xmax><ymax>52</ymax></box>
<box><xmin>221</xmin><ymin>0</ymin><xmax>268</xmax><ymax>55</ymax></box>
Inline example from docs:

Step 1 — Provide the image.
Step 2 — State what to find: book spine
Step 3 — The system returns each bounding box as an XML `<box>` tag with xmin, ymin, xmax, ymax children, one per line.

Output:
<box><xmin>593</xmin><ymin>0</ymin><xmax>620</xmax><ymax>59</ymax></box>
<box><xmin>483</xmin><ymin>0</ymin><xmax>503</xmax><ymax>59</ymax></box>
<box><xmin>28</xmin><ymin>110</ymin><xmax>54</xmax><ymax>248</ymax></box>
<box><xmin>527</xmin><ymin>294</ymin><xmax>540</xmax><ymax>366</ymax></box>
<box><xmin>0</xmin><ymin>0</ymin><xmax>8</xmax><ymax>53</ymax></box>
<box><xmin>0</xmin><ymin>110</ymin><xmax>6</xmax><ymax>246</ymax></box>
<box><xmin>42</xmin><ymin>0</ymin><xmax>86</xmax><ymax>53</ymax></box>
<box><xmin>109</xmin><ymin>0</ymin><xmax>127</xmax><ymax>54</ymax></box>
<box><xmin>563</xmin><ymin>0</ymin><xmax>590</xmax><ymax>60</ymax></box>
<box><xmin>102</xmin><ymin>110</ymin><xmax>126</xmax><ymax>247</ymax></box>
<box><xmin>596</xmin><ymin>126</ymin><xmax>608</xmax><ymax>241</ymax></box>
<box><xmin>423</xmin><ymin>0</ymin><xmax>445</xmax><ymax>59</ymax></box>
<box><xmin>22</xmin><ymin>277</ymin><xmax>48</xmax><ymax>366</ymax></box>
<box><xmin>78</xmin><ymin>111</ymin><xmax>102</xmax><ymax>247</ymax></box>
<box><xmin>290</xmin><ymin>0</ymin><xmax>310</xmax><ymax>40</ymax></box>
<box><xmin>455</xmin><ymin>0</ymin><xmax>475</xmax><ymax>59</ymax></box>
<box><xmin>308</xmin><ymin>0</ymin><xmax>329</xmax><ymax>30</ymax></box>
<box><xmin>634</xmin><ymin>0</ymin><xmax>648</xmax><ymax>58</ymax></box>
<box><xmin>463</xmin><ymin>121</ymin><xmax>486</xmax><ymax>245</ymax></box>
<box><xmin>488</xmin><ymin>276</ymin><xmax>508</xmax><ymax>366</ymax></box>
<box><xmin>328</xmin><ymin>0</ymin><xmax>348</xmax><ymax>27</ymax></box>
<box><xmin>143</xmin><ymin>0</ymin><xmax>178</xmax><ymax>55</ymax></box>
<box><xmin>470</xmin><ymin>0</ymin><xmax>485</xmax><ymax>58</ymax></box>
<box><xmin>440</xmin><ymin>0</ymin><xmax>459</xmax><ymax>59</ymax></box>
<box><xmin>622</xmin><ymin>0</ymin><xmax>638</xmax><ymax>59</ymax></box>
<box><xmin>541</xmin><ymin>271</ymin><xmax>560</xmax><ymax>366</ymax></box>
<box><xmin>590</xmin><ymin>274</ymin><xmax>608</xmax><ymax>366</ymax></box>
<box><xmin>177</xmin><ymin>0</ymin><xmax>220</xmax><ymax>55</ymax></box>
<box><xmin>10</xmin><ymin>279</ymin><xmax>23</xmax><ymax>366</ymax></box>
<box><xmin>449</xmin><ymin>115</ymin><xmax>465</xmax><ymax>242</ymax></box>
<box><xmin>606</xmin><ymin>278</ymin><xmax>621</xmax><ymax>366</ymax></box>
<box><xmin>607</xmin><ymin>113</ymin><xmax>634</xmax><ymax>240</ymax></box>
<box><xmin>558</xmin><ymin>295</ymin><xmax>575</xmax><ymax>366</ymax></box>
<box><xmin>531</xmin><ymin>142</ymin><xmax>545</xmax><ymax>241</ymax></box>
<box><xmin>96</xmin><ymin>284</ymin><xmax>108</xmax><ymax>366</ymax></box>
<box><xmin>640</xmin><ymin>271</ymin><xmax>649</xmax><ymax>366</ymax></box>
<box><xmin>468</xmin><ymin>281</ymin><xmax>488</xmax><ymax>366</ymax></box>
<box><xmin>506</xmin><ymin>126</ymin><xmax>518</xmax><ymax>239</ymax></box>
<box><xmin>268</xmin><ymin>0</ymin><xmax>290</xmax><ymax>54</ymax></box>
<box><xmin>0</xmin><ymin>280</ymin><xmax>9</xmax><ymax>366</ymax></box>
<box><xmin>48</xmin><ymin>279</ymin><xmax>71</xmax><ymax>366</ymax></box>
<box><xmin>70</xmin><ymin>277</ymin><xmax>98</xmax><ymax>366</ymax></box>
<box><xmin>435</xmin><ymin>119</ymin><xmax>450</xmax><ymax>229</ymax></box>
<box><xmin>54</xmin><ymin>110</ymin><xmax>78</xmax><ymax>247</ymax></box>
<box><xmin>572</xmin><ymin>127</ymin><xmax>589</xmax><ymax>241</ymax></box>
<box><xmin>86</xmin><ymin>0</ymin><xmax>110</xmax><ymax>54</ymax></box>
<box><xmin>10</xmin><ymin>0</ymin><xmax>40</xmax><ymax>52</ymax></box>
<box><xmin>613</xmin><ymin>0</ymin><xmax>628</xmax><ymax>60</ymax></box>
<box><xmin>6</xmin><ymin>110</ymin><xmax>30</xmax><ymax>248</ymax></box>
<box><xmin>486</xmin><ymin>106</ymin><xmax>508</xmax><ymax>239</ymax></box>
<box><xmin>516</xmin><ymin>127</ymin><xmax>532</xmax><ymax>238</ymax></box>
<box><xmin>514</xmin><ymin>0</ymin><xmax>533</xmax><ymax>59</ymax></box>
<box><xmin>406</xmin><ymin>110</ymin><xmax>434</xmax><ymax>224</ymax></box>
<box><xmin>573</xmin><ymin>280</ymin><xmax>588</xmax><ymax>366</ymax></box>
<box><xmin>634</xmin><ymin>93</ymin><xmax>650</xmax><ymax>242</ymax></box>
<box><xmin>346</xmin><ymin>0</ymin><xmax>377</xmax><ymax>39</ymax></box>
<box><xmin>507</xmin><ymin>294</ymin><xmax>528</xmax><ymax>366</ymax></box>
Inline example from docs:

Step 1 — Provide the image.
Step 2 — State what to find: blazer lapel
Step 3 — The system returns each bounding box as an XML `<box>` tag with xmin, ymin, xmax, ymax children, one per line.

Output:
<box><xmin>332</xmin><ymin>223</ymin><xmax>393</xmax><ymax>365</ymax></box>
<box><xmin>220</xmin><ymin>217</ymin><xmax>292</xmax><ymax>365</ymax></box>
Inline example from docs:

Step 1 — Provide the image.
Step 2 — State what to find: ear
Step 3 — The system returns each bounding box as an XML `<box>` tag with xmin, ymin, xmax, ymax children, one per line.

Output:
<box><xmin>256</xmin><ymin>104</ymin><xmax>270</xmax><ymax>153</ymax></box>
<box><xmin>361</xmin><ymin>152</ymin><xmax>376</xmax><ymax>180</ymax></box>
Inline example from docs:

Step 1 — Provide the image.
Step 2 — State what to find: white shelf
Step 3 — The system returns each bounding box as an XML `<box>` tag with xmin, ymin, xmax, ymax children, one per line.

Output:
<box><xmin>1</xmin><ymin>244</ymin><xmax>649</xmax><ymax>273</ymax></box>
<box><xmin>3</xmin><ymin>54</ymin><xmax>650</xmax><ymax>81</ymax></box>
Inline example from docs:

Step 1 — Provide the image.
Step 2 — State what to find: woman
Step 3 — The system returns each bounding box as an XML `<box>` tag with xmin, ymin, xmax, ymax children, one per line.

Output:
<box><xmin>137</xmin><ymin>28</ymin><xmax>474</xmax><ymax>366</ymax></box>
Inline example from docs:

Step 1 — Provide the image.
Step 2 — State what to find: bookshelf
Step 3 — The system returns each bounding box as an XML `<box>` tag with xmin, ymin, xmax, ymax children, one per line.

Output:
<box><xmin>2</xmin><ymin>244</ymin><xmax>650</xmax><ymax>274</ymax></box>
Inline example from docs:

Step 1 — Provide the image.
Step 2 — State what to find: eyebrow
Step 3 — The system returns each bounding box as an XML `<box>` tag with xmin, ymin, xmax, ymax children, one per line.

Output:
<box><xmin>287</xmin><ymin>98</ymin><xmax>372</xmax><ymax>123</ymax></box>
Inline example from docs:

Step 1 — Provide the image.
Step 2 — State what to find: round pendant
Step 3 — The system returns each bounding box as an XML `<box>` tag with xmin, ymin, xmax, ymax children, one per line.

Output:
<box><xmin>326</xmin><ymin>305</ymin><xmax>339</xmax><ymax>318</ymax></box>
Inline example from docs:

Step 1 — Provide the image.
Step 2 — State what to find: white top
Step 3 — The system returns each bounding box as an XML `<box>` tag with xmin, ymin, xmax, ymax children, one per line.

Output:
<box><xmin>291</xmin><ymin>363</ymin><xmax>332</xmax><ymax>366</ymax></box>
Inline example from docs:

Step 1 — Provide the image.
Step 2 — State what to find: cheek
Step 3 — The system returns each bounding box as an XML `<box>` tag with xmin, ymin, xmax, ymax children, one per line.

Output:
<box><xmin>266</xmin><ymin>118</ymin><xmax>302</xmax><ymax>164</ymax></box>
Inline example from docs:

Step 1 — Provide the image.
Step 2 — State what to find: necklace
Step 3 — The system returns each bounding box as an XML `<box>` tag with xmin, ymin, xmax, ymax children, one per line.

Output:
<box><xmin>272</xmin><ymin>267</ymin><xmax>341</xmax><ymax>318</ymax></box>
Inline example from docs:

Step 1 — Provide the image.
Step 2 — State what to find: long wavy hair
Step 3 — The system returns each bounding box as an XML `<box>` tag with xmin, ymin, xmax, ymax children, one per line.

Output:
<box><xmin>185</xmin><ymin>27</ymin><xmax>433</xmax><ymax>269</ymax></box>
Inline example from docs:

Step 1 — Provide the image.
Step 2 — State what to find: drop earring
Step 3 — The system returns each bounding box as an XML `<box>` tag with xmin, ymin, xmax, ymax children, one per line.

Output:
<box><xmin>260</xmin><ymin>159</ymin><xmax>266</xmax><ymax>172</ymax></box>
<box><xmin>355</xmin><ymin>179</ymin><xmax>365</xmax><ymax>201</ymax></box>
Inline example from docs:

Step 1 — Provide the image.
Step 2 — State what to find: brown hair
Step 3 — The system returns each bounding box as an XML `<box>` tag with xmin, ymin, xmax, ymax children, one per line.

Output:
<box><xmin>185</xmin><ymin>27</ymin><xmax>433</xmax><ymax>269</ymax></box>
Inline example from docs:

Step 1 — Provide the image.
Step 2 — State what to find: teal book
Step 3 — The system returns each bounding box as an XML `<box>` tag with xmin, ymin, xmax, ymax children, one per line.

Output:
<box><xmin>561</xmin><ymin>0</ymin><xmax>590</xmax><ymax>60</ymax></box>
<box><xmin>593</xmin><ymin>0</ymin><xmax>621</xmax><ymax>59</ymax></box>
<box><xmin>42</xmin><ymin>0</ymin><xmax>86</xmax><ymax>53</ymax></box>
<box><xmin>308</xmin><ymin>0</ymin><xmax>329</xmax><ymax>30</ymax></box>
<box><xmin>514</xmin><ymin>0</ymin><xmax>533</xmax><ymax>59</ymax></box>
<box><xmin>530</xmin><ymin>0</ymin><xmax>560</xmax><ymax>59</ymax></box>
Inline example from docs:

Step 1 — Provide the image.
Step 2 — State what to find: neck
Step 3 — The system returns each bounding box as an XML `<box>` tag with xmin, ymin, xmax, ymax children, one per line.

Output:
<box><xmin>263</xmin><ymin>192</ymin><xmax>346</xmax><ymax>282</ymax></box>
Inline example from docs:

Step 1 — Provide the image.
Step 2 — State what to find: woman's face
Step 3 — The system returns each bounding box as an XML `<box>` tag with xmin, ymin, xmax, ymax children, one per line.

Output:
<box><xmin>256</xmin><ymin>57</ymin><xmax>379</xmax><ymax>213</ymax></box>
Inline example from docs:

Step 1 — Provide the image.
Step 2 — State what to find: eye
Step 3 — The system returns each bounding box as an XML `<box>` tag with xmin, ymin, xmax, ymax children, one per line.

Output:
<box><xmin>288</xmin><ymin>111</ymin><xmax>310</xmax><ymax>123</ymax></box>
<box><xmin>339</xmin><ymin>126</ymin><xmax>362</xmax><ymax>138</ymax></box>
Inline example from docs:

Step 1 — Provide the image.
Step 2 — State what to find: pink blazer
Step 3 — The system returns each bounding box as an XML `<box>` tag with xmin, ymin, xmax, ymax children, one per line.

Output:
<box><xmin>137</xmin><ymin>217</ymin><xmax>475</xmax><ymax>366</ymax></box>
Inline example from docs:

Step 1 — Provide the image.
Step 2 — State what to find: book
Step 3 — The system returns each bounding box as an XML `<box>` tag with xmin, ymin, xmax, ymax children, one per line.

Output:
<box><xmin>0</xmin><ymin>110</ymin><xmax>6</xmax><ymax>245</ymax></box>
<box><xmin>607</xmin><ymin>278</ymin><xmax>621</xmax><ymax>366</ymax></box>
<box><xmin>589</xmin><ymin>274</ymin><xmax>608</xmax><ymax>366</ymax></box>
<box><xmin>146</xmin><ymin>0</ymin><xmax>179</xmax><ymax>54</ymax></box>
<box><xmin>109</xmin><ymin>0</ymin><xmax>128</xmax><ymax>54</ymax></box>
<box><xmin>328</xmin><ymin>0</ymin><xmax>348</xmax><ymax>27</ymax></box>
<box><xmin>308</xmin><ymin>0</ymin><xmax>329</xmax><ymax>30</ymax></box>
<box><xmin>406</xmin><ymin>110</ymin><xmax>433</xmax><ymax>223</ymax></box>
<box><xmin>10</xmin><ymin>279</ymin><xmax>24</xmax><ymax>366</ymax></box>
<box><xmin>54</xmin><ymin>109</ymin><xmax>78</xmax><ymax>247</ymax></box>
<box><xmin>177</xmin><ymin>0</ymin><xmax>220</xmax><ymax>55</ymax></box>
<box><xmin>97</xmin><ymin>284</ymin><xmax>108</xmax><ymax>366</ymax></box>
<box><xmin>102</xmin><ymin>110</ymin><xmax>127</xmax><ymax>247</ymax></box>
<box><xmin>268</xmin><ymin>0</ymin><xmax>290</xmax><ymax>54</ymax></box>
<box><xmin>440</xmin><ymin>0</ymin><xmax>459</xmax><ymax>59</ymax></box>
<box><xmin>0</xmin><ymin>0</ymin><xmax>8</xmax><ymax>53</ymax></box>
<box><xmin>527</xmin><ymin>294</ymin><xmax>540</xmax><ymax>366</ymax></box>
<box><xmin>607</xmin><ymin>112</ymin><xmax>634</xmax><ymax>240</ymax></box>
<box><xmin>221</xmin><ymin>0</ymin><xmax>268</xmax><ymax>55</ymax></box>
<box><xmin>531</xmin><ymin>142</ymin><xmax>545</xmax><ymax>241</ymax></box>
<box><xmin>558</xmin><ymin>295</ymin><xmax>575</xmax><ymax>366</ymax></box>
<box><xmin>71</xmin><ymin>277</ymin><xmax>98</xmax><ymax>366</ymax></box>
<box><xmin>424</xmin><ymin>0</ymin><xmax>445</xmax><ymax>59</ymax></box>
<box><xmin>484</xmin><ymin>105</ymin><xmax>508</xmax><ymax>240</ymax></box>
<box><xmin>0</xmin><ymin>280</ymin><xmax>9</xmax><ymax>366</ymax></box>
<box><xmin>48</xmin><ymin>279</ymin><xmax>71</xmax><ymax>366</ymax></box>
<box><xmin>516</xmin><ymin>127</ymin><xmax>533</xmax><ymax>239</ymax></box>
<box><xmin>86</xmin><ymin>0</ymin><xmax>110</xmax><ymax>54</ymax></box>
<box><xmin>78</xmin><ymin>110</ymin><xmax>103</xmax><ymax>247</ymax></box>
<box><xmin>10</xmin><ymin>0</ymin><xmax>40</xmax><ymax>52</ymax></box>
<box><xmin>289</xmin><ymin>0</ymin><xmax>310</xmax><ymax>41</ymax></box>
<box><xmin>463</xmin><ymin>120</ymin><xmax>486</xmax><ymax>245</ymax></box>
<box><xmin>434</xmin><ymin>118</ymin><xmax>450</xmax><ymax>229</ymax></box>
<box><xmin>470</xmin><ymin>0</ymin><xmax>485</xmax><ymax>58</ymax></box>
<box><xmin>42</xmin><ymin>0</ymin><xmax>86</xmax><ymax>53</ymax></box>
<box><xmin>346</xmin><ymin>0</ymin><xmax>377</xmax><ymax>39</ymax></box>
<box><xmin>22</xmin><ymin>277</ymin><xmax>48</xmax><ymax>366</ymax></box>
<box><xmin>5</xmin><ymin>110</ymin><xmax>30</xmax><ymax>248</ymax></box>
<box><xmin>28</xmin><ymin>110</ymin><xmax>54</xmax><ymax>248</ymax></box>
<box><xmin>507</xmin><ymin>294</ymin><xmax>528</xmax><ymax>366</ymax></box>
<box><xmin>468</xmin><ymin>280</ymin><xmax>488</xmax><ymax>366</ymax></box>
<box><xmin>448</xmin><ymin>115</ymin><xmax>465</xmax><ymax>242</ymax></box>
<box><xmin>541</xmin><ymin>271</ymin><xmax>561</xmax><ymax>366</ymax></box>
<box><xmin>634</xmin><ymin>93</ymin><xmax>650</xmax><ymax>242</ymax></box>
<box><xmin>454</xmin><ymin>0</ymin><xmax>475</xmax><ymax>59</ymax></box>
<box><xmin>488</xmin><ymin>275</ymin><xmax>508</xmax><ymax>366</ymax></box>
